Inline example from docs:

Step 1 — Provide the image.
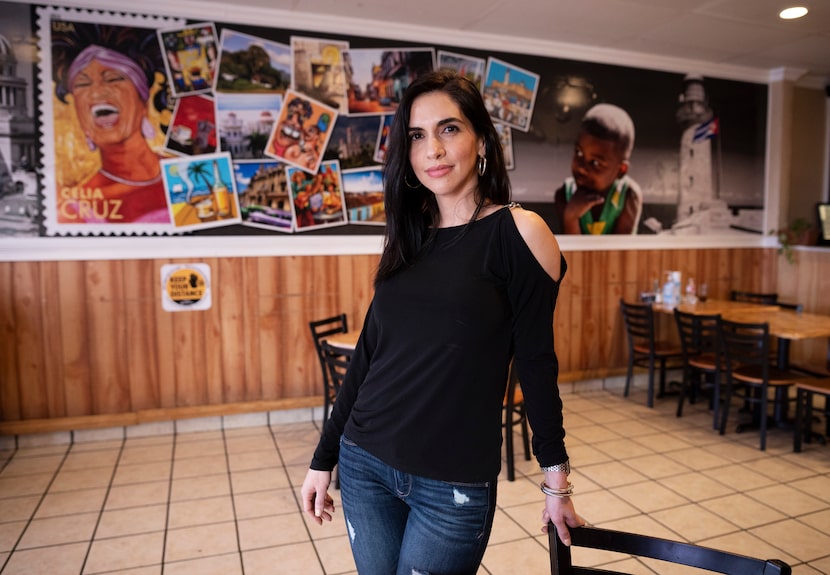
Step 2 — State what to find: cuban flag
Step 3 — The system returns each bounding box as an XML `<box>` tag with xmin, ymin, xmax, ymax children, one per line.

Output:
<box><xmin>693</xmin><ymin>117</ymin><xmax>719</xmax><ymax>143</ymax></box>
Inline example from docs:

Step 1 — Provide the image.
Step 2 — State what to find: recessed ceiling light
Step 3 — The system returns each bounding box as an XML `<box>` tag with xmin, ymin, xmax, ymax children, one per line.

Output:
<box><xmin>779</xmin><ymin>6</ymin><xmax>808</xmax><ymax>19</ymax></box>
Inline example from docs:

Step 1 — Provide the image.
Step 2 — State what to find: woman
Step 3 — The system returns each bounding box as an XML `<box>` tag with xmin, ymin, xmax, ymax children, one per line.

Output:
<box><xmin>57</xmin><ymin>43</ymin><xmax>169</xmax><ymax>224</ymax></box>
<box><xmin>301</xmin><ymin>70</ymin><xmax>582</xmax><ymax>574</ymax></box>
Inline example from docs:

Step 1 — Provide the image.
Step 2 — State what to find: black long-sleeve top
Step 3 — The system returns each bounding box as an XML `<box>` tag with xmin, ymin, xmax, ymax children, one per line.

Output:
<box><xmin>311</xmin><ymin>205</ymin><xmax>568</xmax><ymax>483</ymax></box>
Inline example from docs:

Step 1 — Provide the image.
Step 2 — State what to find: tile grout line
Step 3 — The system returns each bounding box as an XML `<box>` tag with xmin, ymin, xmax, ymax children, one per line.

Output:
<box><xmin>0</xmin><ymin>442</ymin><xmax>72</xmax><ymax>574</ymax></box>
<box><xmin>158</xmin><ymin>427</ymin><xmax>178</xmax><ymax>575</ymax></box>
<box><xmin>77</xmin><ymin>432</ymin><xmax>128</xmax><ymax>575</ymax></box>
<box><xmin>267</xmin><ymin>411</ymin><xmax>330</xmax><ymax>575</ymax></box>
<box><xmin>221</xmin><ymin>422</ymin><xmax>248</xmax><ymax>574</ymax></box>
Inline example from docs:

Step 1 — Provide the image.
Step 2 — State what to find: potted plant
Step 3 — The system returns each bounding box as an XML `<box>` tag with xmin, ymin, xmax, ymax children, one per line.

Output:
<box><xmin>771</xmin><ymin>217</ymin><xmax>816</xmax><ymax>264</ymax></box>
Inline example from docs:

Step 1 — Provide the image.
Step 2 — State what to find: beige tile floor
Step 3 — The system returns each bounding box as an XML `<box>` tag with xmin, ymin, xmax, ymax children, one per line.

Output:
<box><xmin>1</xmin><ymin>385</ymin><xmax>830</xmax><ymax>574</ymax></box>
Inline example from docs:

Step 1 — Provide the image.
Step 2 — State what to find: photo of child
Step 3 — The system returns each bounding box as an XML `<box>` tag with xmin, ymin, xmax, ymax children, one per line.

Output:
<box><xmin>550</xmin><ymin>103</ymin><xmax>642</xmax><ymax>235</ymax></box>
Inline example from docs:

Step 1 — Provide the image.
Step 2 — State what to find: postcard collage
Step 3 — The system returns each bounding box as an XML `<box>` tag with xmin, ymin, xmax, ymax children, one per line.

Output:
<box><xmin>38</xmin><ymin>7</ymin><xmax>538</xmax><ymax>236</ymax></box>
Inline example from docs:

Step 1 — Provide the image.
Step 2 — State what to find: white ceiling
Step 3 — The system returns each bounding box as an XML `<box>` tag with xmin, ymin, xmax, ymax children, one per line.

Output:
<box><xmin>204</xmin><ymin>0</ymin><xmax>830</xmax><ymax>85</ymax></box>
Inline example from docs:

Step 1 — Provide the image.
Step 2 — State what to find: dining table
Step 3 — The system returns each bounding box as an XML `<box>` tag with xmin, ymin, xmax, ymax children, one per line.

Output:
<box><xmin>652</xmin><ymin>298</ymin><xmax>781</xmax><ymax>317</ymax></box>
<box><xmin>654</xmin><ymin>299</ymin><xmax>830</xmax><ymax>427</ymax></box>
<box><xmin>722</xmin><ymin>308</ymin><xmax>830</xmax><ymax>370</ymax></box>
<box><xmin>727</xmin><ymin>308</ymin><xmax>830</xmax><ymax>430</ymax></box>
<box><xmin>654</xmin><ymin>299</ymin><xmax>830</xmax><ymax>369</ymax></box>
<box><xmin>324</xmin><ymin>330</ymin><xmax>360</xmax><ymax>351</ymax></box>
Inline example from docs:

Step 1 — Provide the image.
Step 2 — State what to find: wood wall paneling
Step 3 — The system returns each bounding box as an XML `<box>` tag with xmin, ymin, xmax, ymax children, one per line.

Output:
<box><xmin>58</xmin><ymin>260</ymin><xmax>91</xmax><ymax>418</ymax></box>
<box><xmin>85</xmin><ymin>260</ymin><xmax>129</xmax><ymax>415</ymax></box>
<box><xmin>40</xmin><ymin>261</ymin><xmax>66</xmax><ymax>418</ymax></box>
<box><xmin>0</xmin><ymin>261</ymin><xmax>21</xmax><ymax>421</ymax></box>
<box><xmin>123</xmin><ymin>259</ymin><xmax>162</xmax><ymax>411</ymax></box>
<box><xmin>15</xmin><ymin>261</ymin><xmax>47</xmax><ymax>419</ymax></box>
<box><xmin>2</xmin><ymin>247</ymin><xmax>825</xmax><ymax>434</ymax></box>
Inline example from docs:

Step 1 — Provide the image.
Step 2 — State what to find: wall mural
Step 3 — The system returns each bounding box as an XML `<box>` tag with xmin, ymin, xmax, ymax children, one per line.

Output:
<box><xmin>0</xmin><ymin>2</ymin><xmax>768</xmax><ymax>238</ymax></box>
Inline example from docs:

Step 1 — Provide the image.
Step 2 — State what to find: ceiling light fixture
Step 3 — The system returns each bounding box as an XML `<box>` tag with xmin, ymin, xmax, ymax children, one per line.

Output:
<box><xmin>779</xmin><ymin>6</ymin><xmax>808</xmax><ymax>19</ymax></box>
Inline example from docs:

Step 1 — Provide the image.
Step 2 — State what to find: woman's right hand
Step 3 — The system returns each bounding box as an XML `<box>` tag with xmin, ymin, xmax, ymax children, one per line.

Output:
<box><xmin>301</xmin><ymin>469</ymin><xmax>335</xmax><ymax>525</ymax></box>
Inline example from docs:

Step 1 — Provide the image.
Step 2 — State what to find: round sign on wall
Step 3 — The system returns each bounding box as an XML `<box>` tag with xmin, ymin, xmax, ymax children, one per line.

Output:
<box><xmin>161</xmin><ymin>263</ymin><xmax>211</xmax><ymax>312</ymax></box>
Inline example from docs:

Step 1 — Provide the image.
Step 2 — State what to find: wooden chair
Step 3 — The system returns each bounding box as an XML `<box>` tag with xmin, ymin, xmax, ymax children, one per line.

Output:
<box><xmin>549</xmin><ymin>523</ymin><xmax>792</xmax><ymax>575</ymax></box>
<box><xmin>793</xmin><ymin>378</ymin><xmax>830</xmax><ymax>452</ymax></box>
<box><xmin>309</xmin><ymin>314</ymin><xmax>348</xmax><ymax>426</ymax></box>
<box><xmin>503</xmin><ymin>360</ymin><xmax>530</xmax><ymax>481</ymax></box>
<box><xmin>718</xmin><ymin>318</ymin><xmax>803</xmax><ymax>450</ymax></box>
<box><xmin>674</xmin><ymin>309</ymin><xmax>723</xmax><ymax>429</ymax></box>
<box><xmin>619</xmin><ymin>299</ymin><xmax>682</xmax><ymax>408</ymax></box>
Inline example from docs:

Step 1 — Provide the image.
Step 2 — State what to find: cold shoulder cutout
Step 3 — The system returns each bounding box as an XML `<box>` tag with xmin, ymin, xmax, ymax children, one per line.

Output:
<box><xmin>506</xmin><ymin>202</ymin><xmax>563</xmax><ymax>282</ymax></box>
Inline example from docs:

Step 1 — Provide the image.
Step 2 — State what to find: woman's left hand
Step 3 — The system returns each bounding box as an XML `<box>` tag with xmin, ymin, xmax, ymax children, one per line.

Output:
<box><xmin>541</xmin><ymin>495</ymin><xmax>585</xmax><ymax>546</ymax></box>
<box><xmin>300</xmin><ymin>468</ymin><xmax>336</xmax><ymax>525</ymax></box>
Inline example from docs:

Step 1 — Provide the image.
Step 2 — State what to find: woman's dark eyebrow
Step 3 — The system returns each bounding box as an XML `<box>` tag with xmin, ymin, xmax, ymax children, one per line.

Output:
<box><xmin>408</xmin><ymin>116</ymin><xmax>464</xmax><ymax>133</ymax></box>
<box><xmin>437</xmin><ymin>117</ymin><xmax>462</xmax><ymax>127</ymax></box>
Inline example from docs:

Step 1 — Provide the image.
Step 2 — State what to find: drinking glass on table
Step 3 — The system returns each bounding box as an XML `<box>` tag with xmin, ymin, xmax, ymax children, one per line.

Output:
<box><xmin>698</xmin><ymin>283</ymin><xmax>708</xmax><ymax>302</ymax></box>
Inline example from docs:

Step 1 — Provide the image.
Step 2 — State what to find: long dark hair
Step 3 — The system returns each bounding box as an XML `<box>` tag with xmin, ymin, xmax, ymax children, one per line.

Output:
<box><xmin>375</xmin><ymin>69</ymin><xmax>511</xmax><ymax>284</ymax></box>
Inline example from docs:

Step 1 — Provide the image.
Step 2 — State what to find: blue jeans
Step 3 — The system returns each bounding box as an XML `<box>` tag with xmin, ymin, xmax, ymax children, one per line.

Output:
<box><xmin>338</xmin><ymin>436</ymin><xmax>497</xmax><ymax>575</ymax></box>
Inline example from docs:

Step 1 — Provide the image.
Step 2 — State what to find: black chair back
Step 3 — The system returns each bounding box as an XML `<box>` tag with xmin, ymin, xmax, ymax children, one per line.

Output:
<box><xmin>720</xmin><ymin>318</ymin><xmax>771</xmax><ymax>382</ymax></box>
<box><xmin>320</xmin><ymin>339</ymin><xmax>353</xmax><ymax>401</ymax></box>
<box><xmin>620</xmin><ymin>300</ymin><xmax>655</xmax><ymax>349</ymax></box>
<box><xmin>674</xmin><ymin>309</ymin><xmax>723</xmax><ymax>424</ymax></box>
<box><xmin>730</xmin><ymin>290</ymin><xmax>778</xmax><ymax>305</ymax></box>
<box><xmin>674</xmin><ymin>309</ymin><xmax>721</xmax><ymax>359</ymax></box>
<box><xmin>319</xmin><ymin>339</ymin><xmax>353</xmax><ymax>490</ymax></box>
<box><xmin>619</xmin><ymin>299</ymin><xmax>681</xmax><ymax>407</ymax></box>
<box><xmin>730</xmin><ymin>290</ymin><xmax>803</xmax><ymax>313</ymax></box>
<box><xmin>718</xmin><ymin>318</ymin><xmax>800</xmax><ymax>450</ymax></box>
<box><xmin>309</xmin><ymin>314</ymin><xmax>348</xmax><ymax>424</ymax></box>
<box><xmin>549</xmin><ymin>523</ymin><xmax>791</xmax><ymax>575</ymax></box>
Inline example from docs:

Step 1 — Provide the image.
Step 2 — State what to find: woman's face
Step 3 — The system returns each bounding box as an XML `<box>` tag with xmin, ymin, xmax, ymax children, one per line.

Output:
<box><xmin>408</xmin><ymin>91</ymin><xmax>484</xmax><ymax>201</ymax></box>
<box><xmin>71</xmin><ymin>59</ymin><xmax>146</xmax><ymax>148</ymax></box>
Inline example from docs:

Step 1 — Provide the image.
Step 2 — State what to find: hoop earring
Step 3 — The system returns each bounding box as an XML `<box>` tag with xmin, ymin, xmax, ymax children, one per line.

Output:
<box><xmin>404</xmin><ymin>173</ymin><xmax>421</xmax><ymax>189</ymax></box>
<box><xmin>477</xmin><ymin>155</ymin><xmax>487</xmax><ymax>177</ymax></box>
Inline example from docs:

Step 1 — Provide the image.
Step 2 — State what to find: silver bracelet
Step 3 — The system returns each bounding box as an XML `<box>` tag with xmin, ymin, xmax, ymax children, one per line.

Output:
<box><xmin>540</xmin><ymin>481</ymin><xmax>574</xmax><ymax>498</ymax></box>
<box><xmin>541</xmin><ymin>460</ymin><xmax>570</xmax><ymax>475</ymax></box>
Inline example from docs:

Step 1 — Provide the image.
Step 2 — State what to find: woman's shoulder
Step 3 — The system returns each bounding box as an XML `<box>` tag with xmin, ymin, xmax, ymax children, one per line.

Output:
<box><xmin>505</xmin><ymin>203</ymin><xmax>554</xmax><ymax>244</ymax></box>
<box><xmin>505</xmin><ymin>203</ymin><xmax>563</xmax><ymax>282</ymax></box>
